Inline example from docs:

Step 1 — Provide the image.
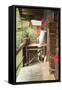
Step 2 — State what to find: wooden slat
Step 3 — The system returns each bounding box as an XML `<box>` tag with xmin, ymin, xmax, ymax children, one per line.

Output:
<box><xmin>27</xmin><ymin>43</ymin><xmax>47</xmax><ymax>48</ymax></box>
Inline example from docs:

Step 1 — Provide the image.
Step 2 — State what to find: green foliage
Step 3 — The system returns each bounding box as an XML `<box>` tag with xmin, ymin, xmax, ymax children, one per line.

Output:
<box><xmin>16</xmin><ymin>8</ymin><xmax>37</xmax><ymax>77</ymax></box>
<box><xmin>16</xmin><ymin>8</ymin><xmax>22</xmax><ymax>30</ymax></box>
<box><xmin>16</xmin><ymin>31</ymin><xmax>23</xmax><ymax>48</ymax></box>
<box><xmin>16</xmin><ymin>50</ymin><xmax>23</xmax><ymax>77</ymax></box>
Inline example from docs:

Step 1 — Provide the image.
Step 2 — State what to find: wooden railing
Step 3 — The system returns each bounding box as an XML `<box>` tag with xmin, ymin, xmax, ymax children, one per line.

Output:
<box><xmin>16</xmin><ymin>56</ymin><xmax>24</xmax><ymax>72</ymax></box>
<box><xmin>16</xmin><ymin>39</ymin><xmax>28</xmax><ymax>72</ymax></box>
<box><xmin>16</xmin><ymin>41</ymin><xmax>27</xmax><ymax>76</ymax></box>
<box><xmin>16</xmin><ymin>41</ymin><xmax>26</xmax><ymax>55</ymax></box>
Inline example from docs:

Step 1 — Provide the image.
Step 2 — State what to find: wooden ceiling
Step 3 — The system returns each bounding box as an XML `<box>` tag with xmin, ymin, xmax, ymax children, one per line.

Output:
<box><xmin>19</xmin><ymin>8</ymin><xmax>59</xmax><ymax>22</ymax></box>
<box><xmin>19</xmin><ymin>8</ymin><xmax>44</xmax><ymax>20</ymax></box>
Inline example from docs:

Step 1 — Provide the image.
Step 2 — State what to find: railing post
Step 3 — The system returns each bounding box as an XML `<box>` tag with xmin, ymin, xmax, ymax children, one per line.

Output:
<box><xmin>47</xmin><ymin>28</ymin><xmax>50</xmax><ymax>61</ymax></box>
<box><xmin>23</xmin><ymin>47</ymin><xmax>26</xmax><ymax>66</ymax></box>
<box><xmin>23</xmin><ymin>38</ymin><xmax>30</xmax><ymax>66</ymax></box>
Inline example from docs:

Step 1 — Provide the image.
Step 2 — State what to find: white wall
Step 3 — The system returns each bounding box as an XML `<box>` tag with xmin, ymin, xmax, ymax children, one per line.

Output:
<box><xmin>0</xmin><ymin>0</ymin><xmax>62</xmax><ymax>90</ymax></box>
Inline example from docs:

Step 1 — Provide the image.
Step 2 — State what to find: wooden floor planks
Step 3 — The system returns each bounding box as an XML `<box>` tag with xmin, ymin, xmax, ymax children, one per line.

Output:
<box><xmin>16</xmin><ymin>61</ymin><xmax>55</xmax><ymax>82</ymax></box>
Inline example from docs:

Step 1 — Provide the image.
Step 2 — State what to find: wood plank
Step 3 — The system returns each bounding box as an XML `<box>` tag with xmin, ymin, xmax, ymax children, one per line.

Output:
<box><xmin>27</xmin><ymin>43</ymin><xmax>47</xmax><ymax>48</ymax></box>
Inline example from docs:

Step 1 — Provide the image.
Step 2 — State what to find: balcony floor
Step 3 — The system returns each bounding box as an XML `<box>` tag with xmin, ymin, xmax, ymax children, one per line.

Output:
<box><xmin>16</xmin><ymin>61</ymin><xmax>55</xmax><ymax>82</ymax></box>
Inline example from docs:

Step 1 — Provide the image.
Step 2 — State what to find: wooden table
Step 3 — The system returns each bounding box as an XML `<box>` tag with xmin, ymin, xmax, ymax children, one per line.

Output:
<box><xmin>25</xmin><ymin>43</ymin><xmax>47</xmax><ymax>65</ymax></box>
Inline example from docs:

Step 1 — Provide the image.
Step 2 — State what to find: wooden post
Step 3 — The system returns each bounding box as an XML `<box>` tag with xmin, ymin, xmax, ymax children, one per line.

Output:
<box><xmin>47</xmin><ymin>28</ymin><xmax>50</xmax><ymax>61</ymax></box>
<box><xmin>23</xmin><ymin>47</ymin><xmax>26</xmax><ymax>66</ymax></box>
<box><xmin>23</xmin><ymin>46</ymin><xmax>29</xmax><ymax>66</ymax></box>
